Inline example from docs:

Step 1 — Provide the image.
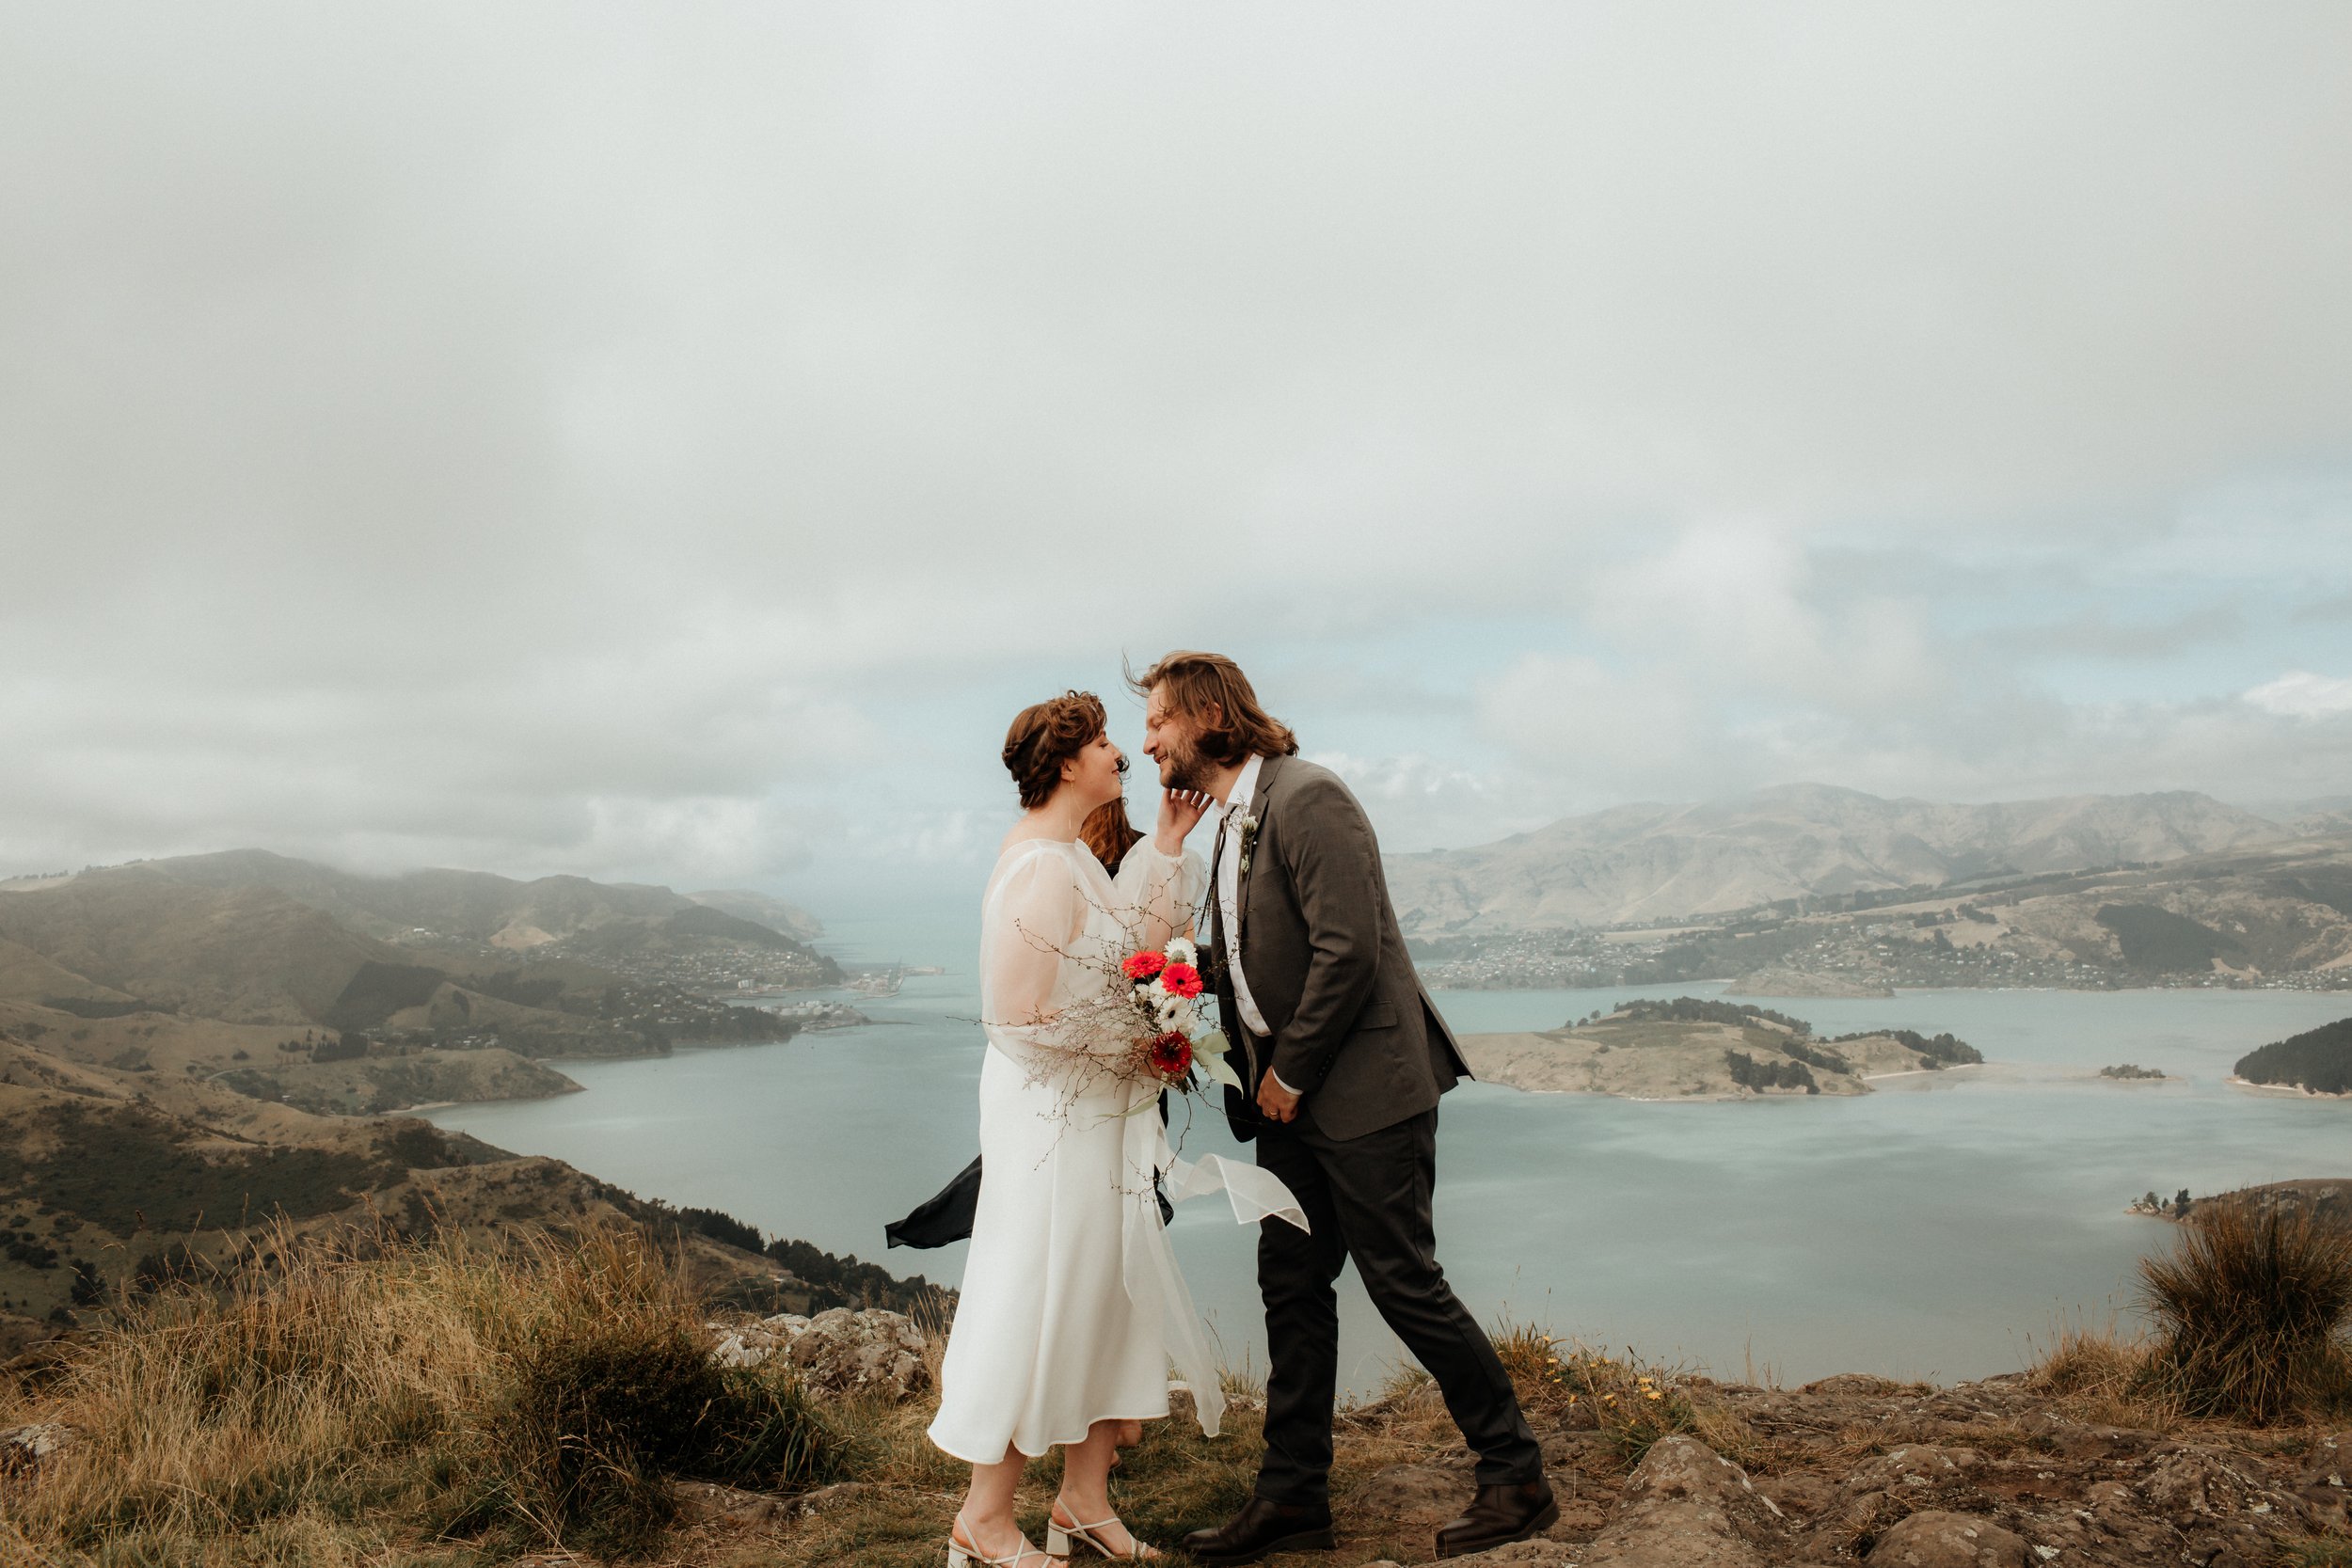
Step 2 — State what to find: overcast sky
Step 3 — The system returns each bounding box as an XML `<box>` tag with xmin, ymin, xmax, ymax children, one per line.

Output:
<box><xmin>5</xmin><ymin>4</ymin><xmax>2350</xmax><ymax>915</ymax></box>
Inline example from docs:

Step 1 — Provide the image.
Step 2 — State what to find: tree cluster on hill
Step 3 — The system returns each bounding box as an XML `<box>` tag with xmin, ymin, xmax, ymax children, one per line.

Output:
<box><xmin>1724</xmin><ymin>1050</ymin><xmax>1820</xmax><ymax>1093</ymax></box>
<box><xmin>765</xmin><ymin>1236</ymin><xmax>945</xmax><ymax>1315</ymax></box>
<box><xmin>1776</xmin><ymin>1037</ymin><xmax>1852</xmax><ymax>1075</ymax></box>
<box><xmin>2096</xmin><ymin>902</ymin><xmax>2243</xmax><ymax>973</ymax></box>
<box><xmin>645</xmin><ymin>1200</ymin><xmax>946</xmax><ymax>1316</ymax></box>
<box><xmin>2233</xmin><ymin>1016</ymin><xmax>2352</xmax><ymax>1095</ymax></box>
<box><xmin>0</xmin><ymin>1101</ymin><xmax>398</xmax><ymax>1238</ymax></box>
<box><xmin>1830</xmin><ymin>1026</ymin><xmax>1982</xmax><ymax>1068</ymax></box>
<box><xmin>1607</xmin><ymin>996</ymin><xmax>1813</xmax><ymax>1035</ymax></box>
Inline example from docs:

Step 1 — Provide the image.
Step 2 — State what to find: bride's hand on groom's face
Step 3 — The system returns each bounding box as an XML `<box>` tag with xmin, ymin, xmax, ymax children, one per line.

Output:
<box><xmin>1154</xmin><ymin>788</ymin><xmax>1213</xmax><ymax>849</ymax></box>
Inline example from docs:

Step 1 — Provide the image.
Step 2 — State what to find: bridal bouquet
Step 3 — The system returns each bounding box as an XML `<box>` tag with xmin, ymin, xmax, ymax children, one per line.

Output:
<box><xmin>1117</xmin><ymin>937</ymin><xmax>1244</xmax><ymax>1100</ymax></box>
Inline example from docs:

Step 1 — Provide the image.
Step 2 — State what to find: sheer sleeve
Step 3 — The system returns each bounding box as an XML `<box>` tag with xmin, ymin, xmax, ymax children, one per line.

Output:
<box><xmin>980</xmin><ymin>844</ymin><xmax>1089</xmax><ymax>1037</ymax></box>
<box><xmin>1112</xmin><ymin>842</ymin><xmax>1207</xmax><ymax>950</ymax></box>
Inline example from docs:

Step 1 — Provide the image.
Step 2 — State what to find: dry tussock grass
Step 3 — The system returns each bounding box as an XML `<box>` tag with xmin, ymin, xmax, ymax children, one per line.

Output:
<box><xmin>1479</xmin><ymin>1317</ymin><xmax>1758</xmax><ymax>1471</ymax></box>
<box><xmin>0</xmin><ymin>1220</ymin><xmax>838</xmax><ymax>1566</ymax></box>
<box><xmin>2137</xmin><ymin>1200</ymin><xmax>2352</xmax><ymax>1424</ymax></box>
<box><xmin>3</xmin><ymin>1249</ymin><xmax>1849</xmax><ymax>1567</ymax></box>
<box><xmin>2024</xmin><ymin>1310</ymin><xmax>2177</xmax><ymax>1431</ymax></box>
<box><xmin>2023</xmin><ymin>1202</ymin><xmax>2352</xmax><ymax>1432</ymax></box>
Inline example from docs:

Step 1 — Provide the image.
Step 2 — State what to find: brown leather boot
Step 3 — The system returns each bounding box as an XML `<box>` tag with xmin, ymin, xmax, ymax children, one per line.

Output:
<box><xmin>1178</xmin><ymin>1496</ymin><xmax>1337</xmax><ymax>1565</ymax></box>
<box><xmin>1434</xmin><ymin>1478</ymin><xmax>1558</xmax><ymax>1559</ymax></box>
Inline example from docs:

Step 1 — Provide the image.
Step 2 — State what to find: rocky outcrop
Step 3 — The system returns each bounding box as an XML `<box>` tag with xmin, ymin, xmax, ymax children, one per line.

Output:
<box><xmin>0</xmin><ymin>1421</ymin><xmax>70</xmax><ymax>1479</ymax></box>
<box><xmin>1862</xmin><ymin>1510</ymin><xmax>2032</xmax><ymax>1567</ymax></box>
<box><xmin>707</xmin><ymin>1307</ymin><xmax>929</xmax><ymax>1400</ymax></box>
<box><xmin>1333</xmin><ymin>1372</ymin><xmax>2336</xmax><ymax>1568</ymax></box>
<box><xmin>1580</xmin><ymin>1436</ymin><xmax>1780</xmax><ymax>1567</ymax></box>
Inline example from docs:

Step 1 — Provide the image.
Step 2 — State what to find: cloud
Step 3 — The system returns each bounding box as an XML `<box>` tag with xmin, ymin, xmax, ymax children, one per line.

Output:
<box><xmin>1476</xmin><ymin>655</ymin><xmax>1708</xmax><ymax>792</ymax></box>
<box><xmin>2245</xmin><ymin>672</ymin><xmax>2352</xmax><ymax>721</ymax></box>
<box><xmin>1992</xmin><ymin>605</ymin><xmax>2246</xmax><ymax>660</ymax></box>
<box><xmin>1</xmin><ymin>6</ymin><xmax>2349</xmax><ymax>892</ymax></box>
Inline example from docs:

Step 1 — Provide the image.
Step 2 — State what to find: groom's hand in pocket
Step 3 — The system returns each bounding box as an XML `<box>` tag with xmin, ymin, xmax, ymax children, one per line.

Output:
<box><xmin>1255</xmin><ymin>1073</ymin><xmax>1301</xmax><ymax>1124</ymax></box>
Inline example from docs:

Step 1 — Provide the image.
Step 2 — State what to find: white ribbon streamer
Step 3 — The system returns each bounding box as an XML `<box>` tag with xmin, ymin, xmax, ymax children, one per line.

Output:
<box><xmin>1117</xmin><ymin>1100</ymin><xmax>1310</xmax><ymax>1439</ymax></box>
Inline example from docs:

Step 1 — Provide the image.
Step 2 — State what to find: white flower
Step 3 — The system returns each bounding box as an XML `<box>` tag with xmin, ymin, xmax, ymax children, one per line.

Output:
<box><xmin>1148</xmin><ymin>976</ymin><xmax>1169</xmax><ymax>999</ymax></box>
<box><xmin>1166</xmin><ymin>937</ymin><xmax>1197</xmax><ymax>966</ymax></box>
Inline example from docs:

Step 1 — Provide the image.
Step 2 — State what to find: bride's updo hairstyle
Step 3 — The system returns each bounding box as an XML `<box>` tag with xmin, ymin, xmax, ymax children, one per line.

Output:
<box><xmin>1003</xmin><ymin>690</ymin><xmax>1109</xmax><ymax>809</ymax></box>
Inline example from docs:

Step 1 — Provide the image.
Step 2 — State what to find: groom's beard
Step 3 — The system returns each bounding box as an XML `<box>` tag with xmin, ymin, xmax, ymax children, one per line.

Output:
<box><xmin>1159</xmin><ymin>736</ymin><xmax>1216</xmax><ymax>794</ymax></box>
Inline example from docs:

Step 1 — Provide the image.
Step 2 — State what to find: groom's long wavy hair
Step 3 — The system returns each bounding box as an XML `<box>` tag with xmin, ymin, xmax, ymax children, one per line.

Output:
<box><xmin>1127</xmin><ymin>651</ymin><xmax>1299</xmax><ymax>766</ymax></box>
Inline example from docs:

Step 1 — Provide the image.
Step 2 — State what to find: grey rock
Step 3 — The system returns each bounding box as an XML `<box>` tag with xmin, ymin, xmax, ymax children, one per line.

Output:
<box><xmin>707</xmin><ymin>1307</ymin><xmax>929</xmax><ymax>1400</ymax></box>
<box><xmin>1846</xmin><ymin>1445</ymin><xmax>1987</xmax><ymax>1493</ymax></box>
<box><xmin>668</xmin><ymin>1480</ymin><xmax>792</xmax><ymax>1526</ymax></box>
<box><xmin>2296</xmin><ymin>1431</ymin><xmax>2349</xmax><ymax>1531</ymax></box>
<box><xmin>1812</xmin><ymin>1444</ymin><xmax>1991</xmax><ymax>1545</ymax></box>
<box><xmin>1802</xmin><ymin>1373</ymin><xmax>1912</xmax><ymax>1397</ymax></box>
<box><xmin>0</xmin><ymin>1421</ymin><xmax>70</xmax><ymax>1477</ymax></box>
<box><xmin>2137</xmin><ymin>1442</ymin><xmax>2265</xmax><ymax>1524</ymax></box>
<box><xmin>1862</xmin><ymin>1511</ymin><xmax>2032</xmax><ymax>1568</ymax></box>
<box><xmin>1582</xmin><ymin>1435</ymin><xmax>1778</xmax><ymax>1568</ymax></box>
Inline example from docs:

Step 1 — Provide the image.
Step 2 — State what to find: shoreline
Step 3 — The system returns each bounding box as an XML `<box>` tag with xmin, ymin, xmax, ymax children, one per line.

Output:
<box><xmin>2225</xmin><ymin>1075</ymin><xmax>2351</xmax><ymax>1100</ymax></box>
<box><xmin>1433</xmin><ymin>976</ymin><xmax>2352</xmax><ymax>998</ymax></box>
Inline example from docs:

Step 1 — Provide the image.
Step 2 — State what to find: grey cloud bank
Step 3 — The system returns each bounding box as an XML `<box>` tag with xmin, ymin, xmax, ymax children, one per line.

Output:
<box><xmin>3</xmin><ymin>4</ymin><xmax>2348</xmax><ymax>907</ymax></box>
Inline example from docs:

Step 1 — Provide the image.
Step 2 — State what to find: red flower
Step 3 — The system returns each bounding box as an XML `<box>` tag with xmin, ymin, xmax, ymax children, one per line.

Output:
<box><xmin>1159</xmin><ymin>961</ymin><xmax>1203</xmax><ymax>999</ymax></box>
<box><xmin>1123</xmin><ymin>950</ymin><xmax>1168</xmax><ymax>981</ymax></box>
<box><xmin>1148</xmin><ymin>1030</ymin><xmax>1194</xmax><ymax>1079</ymax></box>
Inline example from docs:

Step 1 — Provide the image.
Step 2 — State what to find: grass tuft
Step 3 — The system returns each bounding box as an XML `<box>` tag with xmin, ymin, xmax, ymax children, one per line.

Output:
<box><xmin>1489</xmin><ymin>1320</ymin><xmax>1757</xmax><ymax>1469</ymax></box>
<box><xmin>0</xmin><ymin>1218</ymin><xmax>844</xmax><ymax>1565</ymax></box>
<box><xmin>2024</xmin><ymin>1309</ymin><xmax>2175</xmax><ymax>1429</ymax></box>
<box><xmin>2136</xmin><ymin>1198</ymin><xmax>2352</xmax><ymax>1424</ymax></box>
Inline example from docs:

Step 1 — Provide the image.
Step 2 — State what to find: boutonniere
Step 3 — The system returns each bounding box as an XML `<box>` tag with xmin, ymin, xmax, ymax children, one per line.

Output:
<box><xmin>1236</xmin><ymin>812</ymin><xmax>1260</xmax><ymax>875</ymax></box>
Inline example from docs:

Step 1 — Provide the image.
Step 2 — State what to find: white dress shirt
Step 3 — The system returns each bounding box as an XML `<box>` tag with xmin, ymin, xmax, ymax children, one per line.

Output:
<box><xmin>1216</xmin><ymin>753</ymin><xmax>1296</xmax><ymax>1092</ymax></box>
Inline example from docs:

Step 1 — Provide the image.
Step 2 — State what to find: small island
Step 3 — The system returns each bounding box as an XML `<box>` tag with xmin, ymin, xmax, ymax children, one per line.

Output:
<box><xmin>2098</xmin><ymin>1063</ymin><xmax>2174</xmax><ymax>1082</ymax></box>
<box><xmin>1461</xmin><ymin>996</ymin><xmax>1982</xmax><ymax>1101</ymax></box>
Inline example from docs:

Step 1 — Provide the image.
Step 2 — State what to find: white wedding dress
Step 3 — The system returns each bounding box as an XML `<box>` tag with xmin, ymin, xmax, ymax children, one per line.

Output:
<box><xmin>928</xmin><ymin>835</ymin><xmax>1307</xmax><ymax>1464</ymax></box>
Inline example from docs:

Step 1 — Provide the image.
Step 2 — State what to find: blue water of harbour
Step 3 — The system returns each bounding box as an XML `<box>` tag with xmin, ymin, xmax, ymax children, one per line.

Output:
<box><xmin>425</xmin><ymin>919</ymin><xmax>2351</xmax><ymax>1392</ymax></box>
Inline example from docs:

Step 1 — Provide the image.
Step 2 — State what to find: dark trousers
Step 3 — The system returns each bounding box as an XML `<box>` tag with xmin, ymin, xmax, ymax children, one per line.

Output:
<box><xmin>1251</xmin><ymin>1104</ymin><xmax>1543</xmax><ymax>1506</ymax></box>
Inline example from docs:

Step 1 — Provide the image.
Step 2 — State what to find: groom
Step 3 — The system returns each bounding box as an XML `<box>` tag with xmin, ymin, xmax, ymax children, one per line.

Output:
<box><xmin>1135</xmin><ymin>652</ymin><xmax>1553</xmax><ymax>1563</ymax></box>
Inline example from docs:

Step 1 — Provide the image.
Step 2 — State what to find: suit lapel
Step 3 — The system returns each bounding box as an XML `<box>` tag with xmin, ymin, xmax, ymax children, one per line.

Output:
<box><xmin>1234</xmin><ymin>752</ymin><xmax>1285</xmax><ymax>949</ymax></box>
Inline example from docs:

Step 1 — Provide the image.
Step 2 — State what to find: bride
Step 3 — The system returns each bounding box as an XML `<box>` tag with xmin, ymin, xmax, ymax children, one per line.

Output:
<box><xmin>930</xmin><ymin>690</ymin><xmax>1305</xmax><ymax>1567</ymax></box>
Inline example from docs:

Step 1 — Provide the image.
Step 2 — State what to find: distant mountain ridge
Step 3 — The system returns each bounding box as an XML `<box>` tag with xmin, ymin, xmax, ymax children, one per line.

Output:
<box><xmin>1385</xmin><ymin>783</ymin><xmax>2291</xmax><ymax>933</ymax></box>
<box><xmin>95</xmin><ymin>848</ymin><xmax>825</xmax><ymax>951</ymax></box>
<box><xmin>685</xmin><ymin>888</ymin><xmax>823</xmax><ymax>942</ymax></box>
<box><xmin>0</xmin><ymin>849</ymin><xmax>840</xmax><ymax>1027</ymax></box>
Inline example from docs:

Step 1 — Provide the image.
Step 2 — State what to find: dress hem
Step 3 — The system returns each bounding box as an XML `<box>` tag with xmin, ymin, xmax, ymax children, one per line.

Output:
<box><xmin>928</xmin><ymin>1402</ymin><xmax>1175</xmax><ymax>1465</ymax></box>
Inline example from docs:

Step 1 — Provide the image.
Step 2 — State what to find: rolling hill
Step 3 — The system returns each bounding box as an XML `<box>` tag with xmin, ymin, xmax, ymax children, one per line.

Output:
<box><xmin>0</xmin><ymin>852</ymin><xmax>838</xmax><ymax>1102</ymax></box>
<box><xmin>0</xmin><ymin>857</ymin><xmax>938</xmax><ymax>1363</ymax></box>
<box><xmin>86</xmin><ymin>848</ymin><xmax>835</xmax><ymax>967</ymax></box>
<box><xmin>1385</xmin><ymin>783</ymin><xmax>2293</xmax><ymax>933</ymax></box>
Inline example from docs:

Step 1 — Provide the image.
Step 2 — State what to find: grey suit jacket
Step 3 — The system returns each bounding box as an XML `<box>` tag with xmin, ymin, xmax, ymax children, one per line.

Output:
<box><xmin>1206</xmin><ymin>753</ymin><xmax>1470</xmax><ymax>1143</ymax></box>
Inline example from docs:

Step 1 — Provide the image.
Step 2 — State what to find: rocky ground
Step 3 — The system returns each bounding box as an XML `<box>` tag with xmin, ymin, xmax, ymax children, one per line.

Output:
<box><xmin>1331</xmin><ymin>1371</ymin><xmax>2346</xmax><ymax>1567</ymax></box>
<box><xmin>7</xmin><ymin>1295</ymin><xmax>2346</xmax><ymax>1567</ymax></box>
<box><xmin>532</xmin><ymin>1311</ymin><xmax>2351</xmax><ymax>1568</ymax></box>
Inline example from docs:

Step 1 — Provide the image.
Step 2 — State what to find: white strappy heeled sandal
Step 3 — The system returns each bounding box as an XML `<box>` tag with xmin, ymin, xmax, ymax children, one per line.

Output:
<box><xmin>947</xmin><ymin>1513</ymin><xmax>1057</xmax><ymax>1568</ymax></box>
<box><xmin>1045</xmin><ymin>1500</ymin><xmax>1162</xmax><ymax>1560</ymax></box>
